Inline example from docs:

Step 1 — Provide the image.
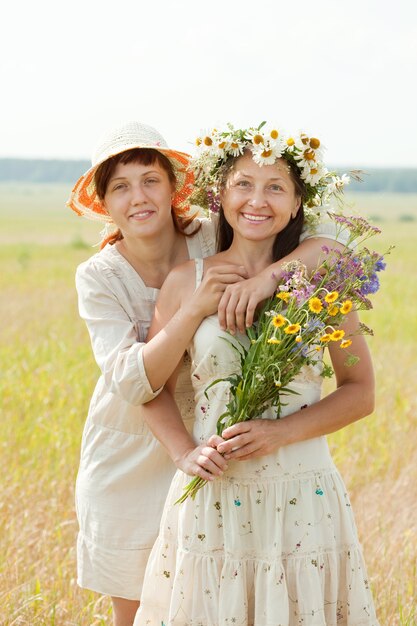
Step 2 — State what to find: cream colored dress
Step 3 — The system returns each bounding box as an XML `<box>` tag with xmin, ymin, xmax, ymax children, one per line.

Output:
<box><xmin>135</xmin><ymin>259</ymin><xmax>379</xmax><ymax>626</ymax></box>
<box><xmin>75</xmin><ymin>216</ymin><xmax>348</xmax><ymax>600</ymax></box>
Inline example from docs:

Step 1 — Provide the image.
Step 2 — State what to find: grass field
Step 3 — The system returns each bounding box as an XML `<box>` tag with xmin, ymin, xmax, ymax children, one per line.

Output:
<box><xmin>1</xmin><ymin>184</ymin><xmax>416</xmax><ymax>625</ymax></box>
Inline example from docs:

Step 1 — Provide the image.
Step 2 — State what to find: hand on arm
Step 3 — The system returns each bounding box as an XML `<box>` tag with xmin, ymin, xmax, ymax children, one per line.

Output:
<box><xmin>141</xmin><ymin>385</ymin><xmax>228</xmax><ymax>480</ymax></box>
<box><xmin>216</xmin><ymin>311</ymin><xmax>374</xmax><ymax>461</ymax></box>
<box><xmin>139</xmin><ymin>259</ymin><xmax>234</xmax><ymax>479</ymax></box>
<box><xmin>218</xmin><ymin>237</ymin><xmax>346</xmax><ymax>333</ymax></box>
<box><xmin>142</xmin><ymin>262</ymin><xmax>247</xmax><ymax>392</ymax></box>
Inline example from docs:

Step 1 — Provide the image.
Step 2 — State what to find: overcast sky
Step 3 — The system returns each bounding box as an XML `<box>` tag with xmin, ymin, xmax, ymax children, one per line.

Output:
<box><xmin>1</xmin><ymin>0</ymin><xmax>416</xmax><ymax>166</ymax></box>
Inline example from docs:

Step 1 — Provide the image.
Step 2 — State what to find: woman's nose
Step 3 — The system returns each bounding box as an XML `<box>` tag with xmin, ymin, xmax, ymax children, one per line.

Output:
<box><xmin>247</xmin><ymin>188</ymin><xmax>267</xmax><ymax>208</ymax></box>
<box><xmin>130</xmin><ymin>184</ymin><xmax>147</xmax><ymax>204</ymax></box>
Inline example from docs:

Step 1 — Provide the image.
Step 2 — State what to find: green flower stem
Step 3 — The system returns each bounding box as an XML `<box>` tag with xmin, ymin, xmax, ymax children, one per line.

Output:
<box><xmin>175</xmin><ymin>476</ymin><xmax>208</xmax><ymax>504</ymax></box>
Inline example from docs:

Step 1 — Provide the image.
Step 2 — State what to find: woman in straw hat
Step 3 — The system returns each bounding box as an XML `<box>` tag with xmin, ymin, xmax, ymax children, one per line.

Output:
<box><xmin>68</xmin><ymin>121</ymin><xmax>348</xmax><ymax>626</ymax></box>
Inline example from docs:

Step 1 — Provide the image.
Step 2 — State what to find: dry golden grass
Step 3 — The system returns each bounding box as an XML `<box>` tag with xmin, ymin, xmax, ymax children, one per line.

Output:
<box><xmin>1</xmin><ymin>186</ymin><xmax>416</xmax><ymax>624</ymax></box>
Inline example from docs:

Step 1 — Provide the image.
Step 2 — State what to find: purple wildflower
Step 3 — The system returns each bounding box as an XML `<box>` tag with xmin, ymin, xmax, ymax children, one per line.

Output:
<box><xmin>360</xmin><ymin>274</ymin><xmax>380</xmax><ymax>295</ymax></box>
<box><xmin>207</xmin><ymin>190</ymin><xmax>221</xmax><ymax>213</ymax></box>
<box><xmin>305</xmin><ymin>318</ymin><xmax>326</xmax><ymax>332</ymax></box>
<box><xmin>375</xmin><ymin>258</ymin><xmax>386</xmax><ymax>272</ymax></box>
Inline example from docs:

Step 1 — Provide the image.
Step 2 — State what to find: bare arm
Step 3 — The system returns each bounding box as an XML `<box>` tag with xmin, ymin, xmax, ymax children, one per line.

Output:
<box><xmin>217</xmin><ymin>311</ymin><xmax>375</xmax><ymax>460</ymax></box>
<box><xmin>218</xmin><ymin>236</ymin><xmax>345</xmax><ymax>333</ymax></box>
<box><xmin>142</xmin><ymin>262</ymin><xmax>246</xmax><ymax>391</ymax></box>
<box><xmin>141</xmin><ymin>385</ymin><xmax>228</xmax><ymax>480</ymax></box>
<box><xmin>76</xmin><ymin>257</ymin><xmax>245</xmax><ymax>405</ymax></box>
<box><xmin>140</xmin><ymin>262</ymin><xmax>228</xmax><ymax>478</ymax></box>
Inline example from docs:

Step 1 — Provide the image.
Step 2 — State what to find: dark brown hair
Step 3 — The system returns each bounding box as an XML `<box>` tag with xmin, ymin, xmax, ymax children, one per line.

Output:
<box><xmin>95</xmin><ymin>148</ymin><xmax>200</xmax><ymax>247</ymax></box>
<box><xmin>216</xmin><ymin>154</ymin><xmax>305</xmax><ymax>261</ymax></box>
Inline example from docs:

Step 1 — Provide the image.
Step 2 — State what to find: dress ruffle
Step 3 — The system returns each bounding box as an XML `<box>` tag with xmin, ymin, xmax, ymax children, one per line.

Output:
<box><xmin>136</xmin><ymin>469</ymin><xmax>379</xmax><ymax>625</ymax></box>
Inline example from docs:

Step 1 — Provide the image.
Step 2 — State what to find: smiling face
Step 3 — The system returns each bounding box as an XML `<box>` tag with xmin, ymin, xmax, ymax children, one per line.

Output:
<box><xmin>102</xmin><ymin>159</ymin><xmax>175</xmax><ymax>241</ymax></box>
<box><xmin>220</xmin><ymin>152</ymin><xmax>302</xmax><ymax>247</ymax></box>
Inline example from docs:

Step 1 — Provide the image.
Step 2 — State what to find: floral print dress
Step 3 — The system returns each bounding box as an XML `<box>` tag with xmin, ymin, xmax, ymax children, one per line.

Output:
<box><xmin>135</xmin><ymin>259</ymin><xmax>379</xmax><ymax>626</ymax></box>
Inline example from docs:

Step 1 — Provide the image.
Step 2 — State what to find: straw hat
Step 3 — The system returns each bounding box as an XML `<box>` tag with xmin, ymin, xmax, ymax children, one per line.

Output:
<box><xmin>67</xmin><ymin>121</ymin><xmax>194</xmax><ymax>222</ymax></box>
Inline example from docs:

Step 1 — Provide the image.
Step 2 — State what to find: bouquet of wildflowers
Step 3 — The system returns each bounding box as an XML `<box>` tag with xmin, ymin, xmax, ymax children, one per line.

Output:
<box><xmin>176</xmin><ymin>214</ymin><xmax>389</xmax><ymax>503</ymax></box>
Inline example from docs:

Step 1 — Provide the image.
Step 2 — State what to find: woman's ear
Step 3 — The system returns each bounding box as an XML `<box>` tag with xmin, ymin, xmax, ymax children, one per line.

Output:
<box><xmin>292</xmin><ymin>196</ymin><xmax>302</xmax><ymax>219</ymax></box>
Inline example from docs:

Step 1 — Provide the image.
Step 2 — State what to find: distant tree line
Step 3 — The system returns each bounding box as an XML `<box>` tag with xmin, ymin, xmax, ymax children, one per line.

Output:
<box><xmin>0</xmin><ymin>159</ymin><xmax>90</xmax><ymax>184</ymax></box>
<box><xmin>0</xmin><ymin>158</ymin><xmax>416</xmax><ymax>193</ymax></box>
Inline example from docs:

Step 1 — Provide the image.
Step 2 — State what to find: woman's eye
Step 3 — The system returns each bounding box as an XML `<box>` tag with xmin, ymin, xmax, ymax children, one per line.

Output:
<box><xmin>144</xmin><ymin>178</ymin><xmax>159</xmax><ymax>185</ymax></box>
<box><xmin>236</xmin><ymin>180</ymin><xmax>251</xmax><ymax>188</ymax></box>
<box><xmin>113</xmin><ymin>183</ymin><xmax>126</xmax><ymax>191</ymax></box>
<box><xmin>270</xmin><ymin>184</ymin><xmax>283</xmax><ymax>192</ymax></box>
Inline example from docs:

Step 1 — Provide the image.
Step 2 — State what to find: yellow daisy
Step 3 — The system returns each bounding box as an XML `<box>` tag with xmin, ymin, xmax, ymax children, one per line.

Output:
<box><xmin>330</xmin><ymin>329</ymin><xmax>345</xmax><ymax>341</ymax></box>
<box><xmin>295</xmin><ymin>336</ymin><xmax>303</xmax><ymax>343</ymax></box>
<box><xmin>276</xmin><ymin>291</ymin><xmax>291</xmax><ymax>303</ymax></box>
<box><xmin>340</xmin><ymin>339</ymin><xmax>352</xmax><ymax>349</ymax></box>
<box><xmin>324</xmin><ymin>291</ymin><xmax>339</xmax><ymax>303</ymax></box>
<box><xmin>309</xmin><ymin>297</ymin><xmax>323</xmax><ymax>313</ymax></box>
<box><xmin>340</xmin><ymin>300</ymin><xmax>353</xmax><ymax>314</ymax></box>
<box><xmin>327</xmin><ymin>305</ymin><xmax>339</xmax><ymax>316</ymax></box>
<box><xmin>320</xmin><ymin>334</ymin><xmax>331</xmax><ymax>343</ymax></box>
<box><xmin>272</xmin><ymin>314</ymin><xmax>286</xmax><ymax>328</ymax></box>
<box><xmin>284</xmin><ymin>323</ymin><xmax>301</xmax><ymax>335</ymax></box>
<box><xmin>267</xmin><ymin>338</ymin><xmax>281</xmax><ymax>345</ymax></box>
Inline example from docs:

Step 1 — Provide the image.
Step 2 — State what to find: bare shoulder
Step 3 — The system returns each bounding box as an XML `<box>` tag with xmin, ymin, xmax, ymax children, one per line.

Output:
<box><xmin>159</xmin><ymin>259</ymin><xmax>198</xmax><ymax>303</ymax></box>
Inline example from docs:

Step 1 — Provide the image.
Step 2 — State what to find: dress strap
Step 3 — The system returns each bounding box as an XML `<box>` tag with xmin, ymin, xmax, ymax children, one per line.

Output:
<box><xmin>194</xmin><ymin>258</ymin><xmax>204</xmax><ymax>291</ymax></box>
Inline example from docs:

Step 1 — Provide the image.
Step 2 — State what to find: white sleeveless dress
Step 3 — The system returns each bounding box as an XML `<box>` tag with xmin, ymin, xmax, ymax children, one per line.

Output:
<box><xmin>135</xmin><ymin>259</ymin><xmax>379</xmax><ymax>625</ymax></box>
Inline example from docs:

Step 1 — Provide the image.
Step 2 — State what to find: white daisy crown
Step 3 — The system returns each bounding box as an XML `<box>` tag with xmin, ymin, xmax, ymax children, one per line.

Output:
<box><xmin>190</xmin><ymin>121</ymin><xmax>351</xmax><ymax>228</ymax></box>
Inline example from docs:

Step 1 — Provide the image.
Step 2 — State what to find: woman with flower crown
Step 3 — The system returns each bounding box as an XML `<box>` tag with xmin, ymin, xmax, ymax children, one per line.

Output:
<box><xmin>68</xmin><ymin>121</ymin><xmax>351</xmax><ymax>626</ymax></box>
<box><xmin>134</xmin><ymin>123</ymin><xmax>379</xmax><ymax>625</ymax></box>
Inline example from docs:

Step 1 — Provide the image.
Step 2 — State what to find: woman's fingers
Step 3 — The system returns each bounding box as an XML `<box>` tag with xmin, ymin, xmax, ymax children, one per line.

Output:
<box><xmin>217</xmin><ymin>274</ymin><xmax>279</xmax><ymax>332</ymax></box>
<box><xmin>194</xmin><ymin>266</ymin><xmax>247</xmax><ymax>319</ymax></box>
<box><xmin>206</xmin><ymin>434</ymin><xmax>225</xmax><ymax>448</ymax></box>
<box><xmin>216</xmin><ymin>432</ymin><xmax>255</xmax><ymax>457</ymax></box>
<box><xmin>217</xmin><ymin>420</ymin><xmax>281</xmax><ymax>460</ymax></box>
<box><xmin>189</xmin><ymin>444</ymin><xmax>228</xmax><ymax>478</ymax></box>
<box><xmin>217</xmin><ymin>284</ymin><xmax>257</xmax><ymax>334</ymax></box>
<box><xmin>217</xmin><ymin>289</ymin><xmax>232</xmax><ymax>330</ymax></box>
<box><xmin>221</xmin><ymin>422</ymin><xmax>252</xmax><ymax>440</ymax></box>
<box><xmin>244</xmin><ymin>294</ymin><xmax>259</xmax><ymax>329</ymax></box>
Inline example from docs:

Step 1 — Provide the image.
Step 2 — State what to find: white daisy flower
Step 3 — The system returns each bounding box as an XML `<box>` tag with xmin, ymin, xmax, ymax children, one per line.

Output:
<box><xmin>245</xmin><ymin>128</ymin><xmax>267</xmax><ymax>147</ymax></box>
<box><xmin>267</xmin><ymin>127</ymin><xmax>281</xmax><ymax>143</ymax></box>
<box><xmin>251</xmin><ymin>142</ymin><xmax>281</xmax><ymax>166</ymax></box>
<box><xmin>291</xmin><ymin>132</ymin><xmax>324</xmax><ymax>164</ymax></box>
<box><xmin>302</xmin><ymin>162</ymin><xmax>327</xmax><ymax>185</ymax></box>
<box><xmin>229</xmin><ymin>140</ymin><xmax>245</xmax><ymax>157</ymax></box>
<box><xmin>195</xmin><ymin>128</ymin><xmax>218</xmax><ymax>152</ymax></box>
<box><xmin>284</xmin><ymin>135</ymin><xmax>297</xmax><ymax>151</ymax></box>
<box><xmin>326</xmin><ymin>173</ymin><xmax>351</xmax><ymax>195</ymax></box>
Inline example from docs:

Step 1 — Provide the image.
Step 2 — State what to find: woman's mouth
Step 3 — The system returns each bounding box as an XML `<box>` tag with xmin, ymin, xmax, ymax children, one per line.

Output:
<box><xmin>129</xmin><ymin>210</ymin><xmax>154</xmax><ymax>220</ymax></box>
<box><xmin>241</xmin><ymin>212</ymin><xmax>270</xmax><ymax>223</ymax></box>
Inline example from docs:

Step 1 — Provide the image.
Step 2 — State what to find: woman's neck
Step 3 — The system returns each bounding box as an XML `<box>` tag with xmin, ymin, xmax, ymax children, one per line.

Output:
<box><xmin>116</xmin><ymin>226</ymin><xmax>188</xmax><ymax>288</ymax></box>
<box><xmin>219</xmin><ymin>236</ymin><xmax>274</xmax><ymax>277</ymax></box>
